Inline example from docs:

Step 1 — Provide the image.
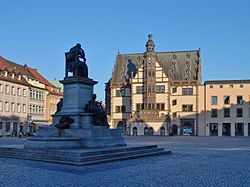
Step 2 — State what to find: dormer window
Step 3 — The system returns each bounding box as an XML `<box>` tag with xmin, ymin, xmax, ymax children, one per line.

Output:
<box><xmin>4</xmin><ymin>71</ymin><xmax>8</xmax><ymax>77</ymax></box>
<box><xmin>11</xmin><ymin>73</ymin><xmax>15</xmax><ymax>79</ymax></box>
<box><xmin>18</xmin><ymin>75</ymin><xmax>21</xmax><ymax>80</ymax></box>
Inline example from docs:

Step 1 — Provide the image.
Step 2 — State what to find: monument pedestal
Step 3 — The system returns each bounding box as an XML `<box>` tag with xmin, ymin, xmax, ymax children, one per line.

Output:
<box><xmin>24</xmin><ymin>76</ymin><xmax>126</xmax><ymax>150</ymax></box>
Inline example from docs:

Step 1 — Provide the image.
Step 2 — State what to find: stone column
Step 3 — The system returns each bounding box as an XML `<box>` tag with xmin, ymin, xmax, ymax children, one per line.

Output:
<box><xmin>244</xmin><ymin>123</ymin><xmax>248</xmax><ymax>137</ymax></box>
<box><xmin>218</xmin><ymin>123</ymin><xmax>222</xmax><ymax>136</ymax></box>
<box><xmin>231</xmin><ymin>123</ymin><xmax>235</xmax><ymax>136</ymax></box>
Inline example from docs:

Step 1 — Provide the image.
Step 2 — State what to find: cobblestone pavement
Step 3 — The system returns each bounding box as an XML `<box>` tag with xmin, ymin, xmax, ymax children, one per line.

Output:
<box><xmin>0</xmin><ymin>136</ymin><xmax>250</xmax><ymax>187</ymax></box>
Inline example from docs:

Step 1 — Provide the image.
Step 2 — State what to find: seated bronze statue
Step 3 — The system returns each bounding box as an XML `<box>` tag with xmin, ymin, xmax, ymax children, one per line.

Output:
<box><xmin>85</xmin><ymin>94</ymin><xmax>109</xmax><ymax>126</ymax></box>
<box><xmin>65</xmin><ymin>43</ymin><xmax>88</xmax><ymax>78</ymax></box>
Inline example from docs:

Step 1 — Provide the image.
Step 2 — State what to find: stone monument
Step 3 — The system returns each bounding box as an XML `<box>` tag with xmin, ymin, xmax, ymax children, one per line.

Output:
<box><xmin>0</xmin><ymin>44</ymin><xmax>169</xmax><ymax>166</ymax></box>
<box><xmin>24</xmin><ymin>43</ymin><xmax>126</xmax><ymax>149</ymax></box>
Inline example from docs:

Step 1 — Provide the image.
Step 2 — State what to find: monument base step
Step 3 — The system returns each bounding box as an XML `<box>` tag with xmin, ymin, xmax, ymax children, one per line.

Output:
<box><xmin>24</xmin><ymin>136</ymin><xmax>126</xmax><ymax>150</ymax></box>
<box><xmin>0</xmin><ymin>144</ymin><xmax>171</xmax><ymax>166</ymax></box>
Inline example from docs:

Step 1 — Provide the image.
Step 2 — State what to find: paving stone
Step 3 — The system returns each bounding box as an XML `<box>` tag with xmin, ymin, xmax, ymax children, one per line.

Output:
<box><xmin>0</xmin><ymin>136</ymin><xmax>250</xmax><ymax>186</ymax></box>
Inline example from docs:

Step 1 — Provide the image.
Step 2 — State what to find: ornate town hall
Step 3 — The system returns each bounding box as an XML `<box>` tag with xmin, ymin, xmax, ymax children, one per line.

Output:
<box><xmin>106</xmin><ymin>34</ymin><xmax>250</xmax><ymax>137</ymax></box>
<box><xmin>106</xmin><ymin>34</ymin><xmax>202</xmax><ymax>136</ymax></box>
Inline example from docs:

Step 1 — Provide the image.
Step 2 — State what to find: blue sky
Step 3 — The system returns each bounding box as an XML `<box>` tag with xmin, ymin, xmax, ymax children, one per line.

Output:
<box><xmin>0</xmin><ymin>0</ymin><xmax>250</xmax><ymax>101</ymax></box>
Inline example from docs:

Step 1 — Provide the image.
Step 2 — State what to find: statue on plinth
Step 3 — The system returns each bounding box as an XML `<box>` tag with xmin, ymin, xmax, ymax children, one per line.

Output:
<box><xmin>65</xmin><ymin>43</ymin><xmax>88</xmax><ymax>78</ymax></box>
<box><xmin>85</xmin><ymin>94</ymin><xmax>109</xmax><ymax>126</ymax></box>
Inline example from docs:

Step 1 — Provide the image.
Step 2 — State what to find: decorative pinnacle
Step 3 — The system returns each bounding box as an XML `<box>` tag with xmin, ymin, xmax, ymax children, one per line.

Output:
<box><xmin>148</xmin><ymin>33</ymin><xmax>153</xmax><ymax>40</ymax></box>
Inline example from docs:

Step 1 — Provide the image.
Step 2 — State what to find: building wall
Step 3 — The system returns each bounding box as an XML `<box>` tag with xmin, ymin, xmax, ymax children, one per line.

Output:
<box><xmin>204</xmin><ymin>82</ymin><xmax>250</xmax><ymax>137</ymax></box>
<box><xmin>0</xmin><ymin>79</ymin><xmax>29</xmax><ymax>136</ymax></box>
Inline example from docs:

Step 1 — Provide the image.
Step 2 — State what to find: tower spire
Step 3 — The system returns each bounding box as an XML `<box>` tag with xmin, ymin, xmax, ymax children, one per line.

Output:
<box><xmin>145</xmin><ymin>33</ymin><xmax>155</xmax><ymax>52</ymax></box>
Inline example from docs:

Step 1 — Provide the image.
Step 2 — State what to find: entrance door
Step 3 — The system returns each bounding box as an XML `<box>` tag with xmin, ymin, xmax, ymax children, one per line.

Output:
<box><xmin>235</xmin><ymin>123</ymin><xmax>244</xmax><ymax>136</ymax></box>
<box><xmin>160</xmin><ymin>127</ymin><xmax>165</xmax><ymax>136</ymax></box>
<box><xmin>172</xmin><ymin>125</ymin><xmax>178</xmax><ymax>135</ymax></box>
<box><xmin>182</xmin><ymin>122</ymin><xmax>193</xmax><ymax>135</ymax></box>
<box><xmin>209</xmin><ymin>123</ymin><xmax>218</xmax><ymax>136</ymax></box>
<box><xmin>223</xmin><ymin>123</ymin><xmax>231</xmax><ymax>136</ymax></box>
<box><xmin>148</xmin><ymin>127</ymin><xmax>154</xmax><ymax>135</ymax></box>
<box><xmin>132</xmin><ymin>127</ymin><xmax>137</xmax><ymax>136</ymax></box>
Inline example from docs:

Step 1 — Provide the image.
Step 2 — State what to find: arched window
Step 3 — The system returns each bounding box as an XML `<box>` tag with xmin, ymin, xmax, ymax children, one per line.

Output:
<box><xmin>132</xmin><ymin>127</ymin><xmax>137</xmax><ymax>136</ymax></box>
<box><xmin>149</xmin><ymin>127</ymin><xmax>154</xmax><ymax>135</ymax></box>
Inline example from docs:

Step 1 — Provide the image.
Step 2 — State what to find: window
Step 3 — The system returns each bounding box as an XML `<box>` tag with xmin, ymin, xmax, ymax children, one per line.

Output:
<box><xmin>229</xmin><ymin>84</ymin><xmax>233</xmax><ymax>88</ymax></box>
<box><xmin>210</xmin><ymin>85</ymin><xmax>213</xmax><ymax>88</ymax></box>
<box><xmin>23</xmin><ymin>104</ymin><xmax>26</xmax><ymax>113</ymax></box>
<box><xmin>157</xmin><ymin>103</ymin><xmax>165</xmax><ymax>110</ymax></box>
<box><xmin>182</xmin><ymin>88</ymin><xmax>193</xmax><ymax>95</ymax></box>
<box><xmin>220</xmin><ymin>85</ymin><xmax>223</xmax><ymax>88</ymax></box>
<box><xmin>136</xmin><ymin>103</ymin><xmax>141</xmax><ymax>111</ymax></box>
<box><xmin>237</xmin><ymin>96</ymin><xmax>243</xmax><ymax>105</ymax></box>
<box><xmin>172</xmin><ymin>99</ymin><xmax>177</xmax><ymax>106</ymax></box>
<box><xmin>11</xmin><ymin>102</ymin><xmax>15</xmax><ymax>112</ymax></box>
<box><xmin>5</xmin><ymin>102</ymin><xmax>9</xmax><ymax>112</ymax></box>
<box><xmin>211</xmin><ymin>96</ymin><xmax>217</xmax><ymax>105</ymax></box>
<box><xmin>23</xmin><ymin>89</ymin><xmax>27</xmax><ymax>97</ymax></box>
<box><xmin>240</xmin><ymin>84</ymin><xmax>243</xmax><ymax>88</ymax></box>
<box><xmin>172</xmin><ymin>87</ymin><xmax>177</xmax><ymax>93</ymax></box>
<box><xmin>224</xmin><ymin>96</ymin><xmax>230</xmax><ymax>105</ymax></box>
<box><xmin>17</xmin><ymin>103</ymin><xmax>21</xmax><ymax>113</ymax></box>
<box><xmin>237</xmin><ymin>108</ymin><xmax>243</xmax><ymax>117</ymax></box>
<box><xmin>160</xmin><ymin>103</ymin><xmax>165</xmax><ymax>110</ymax></box>
<box><xmin>0</xmin><ymin>101</ymin><xmax>2</xmax><ymax>111</ymax></box>
<box><xmin>224</xmin><ymin>108</ymin><xmax>230</xmax><ymax>118</ymax></box>
<box><xmin>116</xmin><ymin>88</ymin><xmax>125</xmax><ymax>97</ymax></box>
<box><xmin>17</xmin><ymin>88</ymin><xmax>21</xmax><ymax>96</ymax></box>
<box><xmin>148</xmin><ymin>71</ymin><xmax>151</xmax><ymax>77</ymax></box>
<box><xmin>173</xmin><ymin>112</ymin><xmax>177</xmax><ymax>118</ymax></box>
<box><xmin>147</xmin><ymin>85</ymin><xmax>152</xmax><ymax>93</ymax></box>
<box><xmin>115</xmin><ymin>106</ymin><xmax>126</xmax><ymax>113</ymax></box>
<box><xmin>182</xmin><ymin>105</ymin><xmax>193</xmax><ymax>112</ymax></box>
<box><xmin>211</xmin><ymin>109</ymin><xmax>218</xmax><ymax>118</ymax></box>
<box><xmin>136</xmin><ymin>86</ymin><xmax>144</xmax><ymax>94</ymax></box>
<box><xmin>148</xmin><ymin>103</ymin><xmax>152</xmax><ymax>110</ymax></box>
<box><xmin>5</xmin><ymin>85</ymin><xmax>10</xmax><ymax>94</ymax></box>
<box><xmin>156</xmin><ymin>85</ymin><xmax>165</xmax><ymax>93</ymax></box>
<box><xmin>11</xmin><ymin>86</ymin><xmax>15</xmax><ymax>95</ymax></box>
<box><xmin>50</xmin><ymin>98</ymin><xmax>53</xmax><ymax>104</ymax></box>
<box><xmin>152</xmin><ymin>71</ymin><xmax>155</xmax><ymax>77</ymax></box>
<box><xmin>0</xmin><ymin>84</ymin><xmax>3</xmax><ymax>92</ymax></box>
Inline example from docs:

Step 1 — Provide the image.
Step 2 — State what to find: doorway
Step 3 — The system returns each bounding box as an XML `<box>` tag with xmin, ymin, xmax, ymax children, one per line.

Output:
<box><xmin>222</xmin><ymin>123</ymin><xmax>231</xmax><ymax>136</ymax></box>
<box><xmin>132</xmin><ymin>127</ymin><xmax>137</xmax><ymax>136</ymax></box>
<box><xmin>235</xmin><ymin>123</ymin><xmax>244</xmax><ymax>136</ymax></box>
<box><xmin>209</xmin><ymin>123</ymin><xmax>218</xmax><ymax>136</ymax></box>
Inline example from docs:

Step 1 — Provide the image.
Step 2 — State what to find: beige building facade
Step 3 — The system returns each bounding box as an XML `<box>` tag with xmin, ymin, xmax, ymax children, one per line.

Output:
<box><xmin>106</xmin><ymin>34</ymin><xmax>250</xmax><ymax>137</ymax></box>
<box><xmin>0</xmin><ymin>56</ymin><xmax>63</xmax><ymax>136</ymax></box>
